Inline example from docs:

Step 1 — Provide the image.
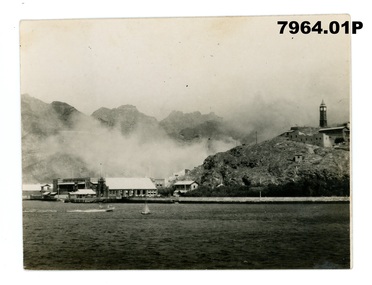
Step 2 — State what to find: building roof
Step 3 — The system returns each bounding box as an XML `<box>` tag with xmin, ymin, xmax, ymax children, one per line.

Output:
<box><xmin>105</xmin><ymin>177</ymin><xmax>157</xmax><ymax>190</ymax></box>
<box><xmin>22</xmin><ymin>184</ymin><xmax>42</xmax><ymax>191</ymax></box>
<box><xmin>58</xmin><ymin>181</ymin><xmax>86</xmax><ymax>185</ymax></box>
<box><xmin>69</xmin><ymin>189</ymin><xmax>96</xmax><ymax>195</ymax></box>
<box><xmin>319</xmin><ymin>126</ymin><xmax>348</xmax><ymax>132</ymax></box>
<box><xmin>174</xmin><ymin>180</ymin><xmax>198</xmax><ymax>186</ymax></box>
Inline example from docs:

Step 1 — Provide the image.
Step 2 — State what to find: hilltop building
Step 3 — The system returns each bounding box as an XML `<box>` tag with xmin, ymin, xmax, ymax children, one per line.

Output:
<box><xmin>319</xmin><ymin>124</ymin><xmax>350</xmax><ymax>145</ymax></box>
<box><xmin>283</xmin><ymin>100</ymin><xmax>349</xmax><ymax>148</ymax></box>
<box><xmin>293</xmin><ymin>154</ymin><xmax>304</xmax><ymax>163</ymax></box>
<box><xmin>287</xmin><ymin>128</ymin><xmax>332</xmax><ymax>147</ymax></box>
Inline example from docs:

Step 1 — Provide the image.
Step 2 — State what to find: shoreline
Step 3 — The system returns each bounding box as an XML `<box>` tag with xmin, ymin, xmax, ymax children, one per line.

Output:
<box><xmin>126</xmin><ymin>196</ymin><xmax>350</xmax><ymax>204</ymax></box>
<box><xmin>23</xmin><ymin>196</ymin><xmax>350</xmax><ymax>204</ymax></box>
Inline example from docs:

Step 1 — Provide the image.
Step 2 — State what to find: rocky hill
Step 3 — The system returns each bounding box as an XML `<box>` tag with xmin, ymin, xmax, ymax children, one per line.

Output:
<box><xmin>21</xmin><ymin>94</ymin><xmax>91</xmax><ymax>137</ymax></box>
<box><xmin>91</xmin><ymin>105</ymin><xmax>161</xmax><ymax>136</ymax></box>
<box><xmin>21</xmin><ymin>94</ymin><xmax>64</xmax><ymax>138</ymax></box>
<box><xmin>160</xmin><ymin>111</ymin><xmax>222</xmax><ymax>134</ymax></box>
<box><xmin>159</xmin><ymin>110</ymin><xmax>250</xmax><ymax>144</ymax></box>
<box><xmin>185</xmin><ymin>135</ymin><xmax>350</xmax><ymax>195</ymax></box>
<box><xmin>21</xmin><ymin>95</ymin><xmax>96</xmax><ymax>182</ymax></box>
<box><xmin>22</xmin><ymin>152</ymin><xmax>95</xmax><ymax>183</ymax></box>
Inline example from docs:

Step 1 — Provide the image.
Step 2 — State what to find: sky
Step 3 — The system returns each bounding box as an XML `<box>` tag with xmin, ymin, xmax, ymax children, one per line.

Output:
<box><xmin>20</xmin><ymin>15</ymin><xmax>350</xmax><ymax>131</ymax></box>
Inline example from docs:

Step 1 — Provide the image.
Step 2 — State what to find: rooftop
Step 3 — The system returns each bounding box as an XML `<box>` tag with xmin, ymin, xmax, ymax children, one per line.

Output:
<box><xmin>174</xmin><ymin>180</ymin><xmax>198</xmax><ymax>186</ymax></box>
<box><xmin>69</xmin><ymin>189</ymin><xmax>96</xmax><ymax>195</ymax></box>
<box><xmin>319</xmin><ymin>126</ymin><xmax>349</xmax><ymax>132</ymax></box>
<box><xmin>105</xmin><ymin>177</ymin><xmax>157</xmax><ymax>190</ymax></box>
<box><xmin>22</xmin><ymin>184</ymin><xmax>42</xmax><ymax>191</ymax></box>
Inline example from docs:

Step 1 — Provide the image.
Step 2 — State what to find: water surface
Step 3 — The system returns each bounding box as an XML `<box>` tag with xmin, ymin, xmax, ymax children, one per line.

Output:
<box><xmin>23</xmin><ymin>201</ymin><xmax>350</xmax><ymax>269</ymax></box>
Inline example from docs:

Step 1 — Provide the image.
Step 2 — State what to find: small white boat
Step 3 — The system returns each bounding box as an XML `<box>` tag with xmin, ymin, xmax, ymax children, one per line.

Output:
<box><xmin>141</xmin><ymin>202</ymin><xmax>150</xmax><ymax>215</ymax></box>
<box><xmin>67</xmin><ymin>205</ymin><xmax>114</xmax><ymax>213</ymax></box>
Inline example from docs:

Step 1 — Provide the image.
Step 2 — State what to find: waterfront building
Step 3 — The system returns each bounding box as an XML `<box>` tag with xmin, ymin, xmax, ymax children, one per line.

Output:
<box><xmin>68</xmin><ymin>189</ymin><xmax>97</xmax><ymax>202</ymax></box>
<box><xmin>22</xmin><ymin>183</ymin><xmax>58</xmax><ymax>200</ymax></box>
<box><xmin>52</xmin><ymin>177</ymin><xmax>92</xmax><ymax>194</ymax></box>
<box><xmin>105</xmin><ymin>177</ymin><xmax>158</xmax><ymax>198</ymax></box>
<box><xmin>22</xmin><ymin>183</ymin><xmax>43</xmax><ymax>199</ymax></box>
<box><xmin>174</xmin><ymin>180</ymin><xmax>199</xmax><ymax>194</ymax></box>
<box><xmin>22</xmin><ymin>183</ymin><xmax>42</xmax><ymax>191</ymax></box>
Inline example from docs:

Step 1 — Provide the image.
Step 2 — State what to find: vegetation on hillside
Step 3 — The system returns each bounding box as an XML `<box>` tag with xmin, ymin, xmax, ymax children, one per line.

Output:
<box><xmin>180</xmin><ymin>175</ymin><xmax>349</xmax><ymax>197</ymax></box>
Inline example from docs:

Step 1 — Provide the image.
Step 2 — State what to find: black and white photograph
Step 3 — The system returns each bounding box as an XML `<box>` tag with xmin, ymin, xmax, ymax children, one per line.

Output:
<box><xmin>19</xmin><ymin>14</ymin><xmax>352</xmax><ymax>270</ymax></box>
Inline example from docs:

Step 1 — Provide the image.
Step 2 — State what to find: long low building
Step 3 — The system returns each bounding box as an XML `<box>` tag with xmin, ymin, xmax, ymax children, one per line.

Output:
<box><xmin>105</xmin><ymin>177</ymin><xmax>158</xmax><ymax>198</ymax></box>
<box><xmin>68</xmin><ymin>189</ymin><xmax>97</xmax><ymax>202</ymax></box>
<box><xmin>51</xmin><ymin>177</ymin><xmax>158</xmax><ymax>199</ymax></box>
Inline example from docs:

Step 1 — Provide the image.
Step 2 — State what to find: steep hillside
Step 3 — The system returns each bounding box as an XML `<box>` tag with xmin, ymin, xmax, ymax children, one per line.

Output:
<box><xmin>22</xmin><ymin>152</ymin><xmax>95</xmax><ymax>183</ymax></box>
<box><xmin>160</xmin><ymin>111</ymin><xmax>223</xmax><ymax>135</ymax></box>
<box><xmin>21</xmin><ymin>95</ymin><xmax>97</xmax><ymax>183</ymax></box>
<box><xmin>186</xmin><ymin>135</ymin><xmax>350</xmax><ymax>195</ymax></box>
<box><xmin>21</xmin><ymin>94</ymin><xmax>91</xmax><ymax>137</ymax></box>
<box><xmin>21</xmin><ymin>94</ymin><xmax>64</xmax><ymax>138</ymax></box>
<box><xmin>91</xmin><ymin>105</ymin><xmax>161</xmax><ymax>136</ymax></box>
<box><xmin>50</xmin><ymin>101</ymin><xmax>85</xmax><ymax>128</ymax></box>
<box><xmin>159</xmin><ymin>110</ymin><xmax>247</xmax><ymax>144</ymax></box>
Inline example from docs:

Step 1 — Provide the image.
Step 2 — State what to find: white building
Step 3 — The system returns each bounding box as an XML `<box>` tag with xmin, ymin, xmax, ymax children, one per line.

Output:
<box><xmin>174</xmin><ymin>180</ymin><xmax>199</xmax><ymax>194</ymax></box>
<box><xmin>105</xmin><ymin>177</ymin><xmax>158</xmax><ymax>198</ymax></box>
<box><xmin>68</xmin><ymin>189</ymin><xmax>97</xmax><ymax>202</ymax></box>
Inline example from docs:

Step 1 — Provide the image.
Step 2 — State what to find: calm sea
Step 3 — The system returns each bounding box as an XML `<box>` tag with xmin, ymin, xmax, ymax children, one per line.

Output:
<box><xmin>22</xmin><ymin>201</ymin><xmax>350</xmax><ymax>269</ymax></box>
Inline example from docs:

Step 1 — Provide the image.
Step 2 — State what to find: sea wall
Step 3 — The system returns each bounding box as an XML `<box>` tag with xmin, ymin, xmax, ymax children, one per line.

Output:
<box><xmin>128</xmin><ymin>196</ymin><xmax>350</xmax><ymax>204</ymax></box>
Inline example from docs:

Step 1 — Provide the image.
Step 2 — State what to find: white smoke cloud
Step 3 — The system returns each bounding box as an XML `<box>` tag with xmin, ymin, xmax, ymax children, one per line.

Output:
<box><xmin>37</xmin><ymin>114</ymin><xmax>236</xmax><ymax>180</ymax></box>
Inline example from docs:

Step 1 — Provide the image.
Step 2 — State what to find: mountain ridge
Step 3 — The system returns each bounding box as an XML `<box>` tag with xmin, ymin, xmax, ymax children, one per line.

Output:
<box><xmin>21</xmin><ymin>94</ymin><xmax>241</xmax><ymax>183</ymax></box>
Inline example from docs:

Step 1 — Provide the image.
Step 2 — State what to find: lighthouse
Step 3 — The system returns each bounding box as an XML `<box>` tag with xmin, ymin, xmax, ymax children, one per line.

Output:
<box><xmin>319</xmin><ymin>100</ymin><xmax>327</xmax><ymax>128</ymax></box>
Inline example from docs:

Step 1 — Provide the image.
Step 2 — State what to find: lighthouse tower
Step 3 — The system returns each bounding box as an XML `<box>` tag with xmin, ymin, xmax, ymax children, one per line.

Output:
<box><xmin>319</xmin><ymin>100</ymin><xmax>327</xmax><ymax>128</ymax></box>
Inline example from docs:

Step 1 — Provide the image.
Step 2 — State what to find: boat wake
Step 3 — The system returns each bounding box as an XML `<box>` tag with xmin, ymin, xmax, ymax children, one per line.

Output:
<box><xmin>23</xmin><ymin>209</ymin><xmax>57</xmax><ymax>213</ymax></box>
<box><xmin>67</xmin><ymin>208</ymin><xmax>114</xmax><ymax>213</ymax></box>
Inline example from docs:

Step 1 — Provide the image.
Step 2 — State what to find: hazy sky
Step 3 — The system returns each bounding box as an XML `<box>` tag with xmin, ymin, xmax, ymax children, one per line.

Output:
<box><xmin>20</xmin><ymin>15</ymin><xmax>350</xmax><ymax>128</ymax></box>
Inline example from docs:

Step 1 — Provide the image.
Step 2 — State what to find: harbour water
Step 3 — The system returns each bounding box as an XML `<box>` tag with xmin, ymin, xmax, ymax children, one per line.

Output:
<box><xmin>23</xmin><ymin>201</ymin><xmax>350</xmax><ymax>269</ymax></box>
